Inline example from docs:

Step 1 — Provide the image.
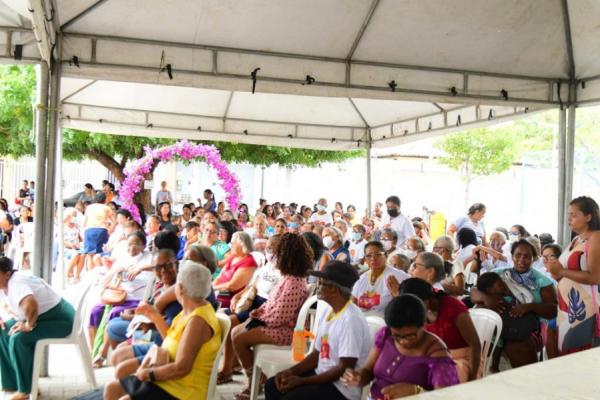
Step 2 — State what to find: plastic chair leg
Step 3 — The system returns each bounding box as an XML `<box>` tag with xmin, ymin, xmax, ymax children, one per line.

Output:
<box><xmin>30</xmin><ymin>343</ymin><xmax>44</xmax><ymax>400</ymax></box>
<box><xmin>249</xmin><ymin>362</ymin><xmax>262</xmax><ymax>400</ymax></box>
<box><xmin>78</xmin><ymin>334</ymin><xmax>97</xmax><ymax>387</ymax></box>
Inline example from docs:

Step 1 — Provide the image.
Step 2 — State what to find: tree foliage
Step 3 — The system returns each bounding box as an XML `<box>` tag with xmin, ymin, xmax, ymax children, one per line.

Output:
<box><xmin>435</xmin><ymin>127</ymin><xmax>517</xmax><ymax>177</ymax></box>
<box><xmin>0</xmin><ymin>65</ymin><xmax>362</xmax><ymax>182</ymax></box>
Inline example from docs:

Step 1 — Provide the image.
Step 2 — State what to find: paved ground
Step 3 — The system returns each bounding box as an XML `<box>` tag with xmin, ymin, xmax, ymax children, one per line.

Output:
<box><xmin>0</xmin><ymin>344</ymin><xmax>247</xmax><ymax>399</ymax></box>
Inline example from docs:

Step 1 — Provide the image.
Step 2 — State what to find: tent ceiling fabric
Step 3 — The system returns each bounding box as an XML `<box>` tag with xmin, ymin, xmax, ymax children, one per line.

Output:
<box><xmin>7</xmin><ymin>0</ymin><xmax>600</xmax><ymax>150</ymax></box>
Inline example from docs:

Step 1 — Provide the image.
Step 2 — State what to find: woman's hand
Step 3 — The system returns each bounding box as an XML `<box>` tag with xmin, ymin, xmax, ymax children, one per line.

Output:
<box><xmin>381</xmin><ymin>382</ymin><xmax>420</xmax><ymax>399</ymax></box>
<box><xmin>127</xmin><ymin>265</ymin><xmax>142</xmax><ymax>281</ymax></box>
<box><xmin>120</xmin><ymin>309</ymin><xmax>135</xmax><ymax>321</ymax></box>
<box><xmin>135</xmin><ymin>367</ymin><xmax>151</xmax><ymax>382</ymax></box>
<box><xmin>249</xmin><ymin>309</ymin><xmax>261</xmax><ymax>319</ymax></box>
<box><xmin>545</xmin><ymin>258</ymin><xmax>564</xmax><ymax>278</ymax></box>
<box><xmin>386</xmin><ymin>276</ymin><xmax>401</xmax><ymax>297</ymax></box>
<box><xmin>340</xmin><ymin>368</ymin><xmax>361</xmax><ymax>386</ymax></box>
<box><xmin>509</xmin><ymin>303</ymin><xmax>531</xmax><ymax>318</ymax></box>
<box><xmin>136</xmin><ymin>302</ymin><xmax>159</xmax><ymax>321</ymax></box>
<box><xmin>8</xmin><ymin>321</ymin><xmax>34</xmax><ymax>335</ymax></box>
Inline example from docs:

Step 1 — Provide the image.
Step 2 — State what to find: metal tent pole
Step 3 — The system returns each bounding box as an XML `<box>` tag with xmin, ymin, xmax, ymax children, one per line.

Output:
<box><xmin>563</xmin><ymin>102</ymin><xmax>576</xmax><ymax>243</ymax></box>
<box><xmin>366</xmin><ymin>141</ymin><xmax>373</xmax><ymax>218</ymax></box>
<box><xmin>557</xmin><ymin>108</ymin><xmax>567</xmax><ymax>245</ymax></box>
<box><xmin>32</xmin><ymin>62</ymin><xmax>49</xmax><ymax>277</ymax></box>
<box><xmin>42</xmin><ymin>39</ymin><xmax>62</xmax><ymax>283</ymax></box>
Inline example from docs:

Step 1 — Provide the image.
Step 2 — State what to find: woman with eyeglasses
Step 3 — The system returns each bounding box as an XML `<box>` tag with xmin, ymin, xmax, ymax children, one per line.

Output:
<box><xmin>201</xmin><ymin>221</ymin><xmax>230</xmax><ymax>275</ymax></box>
<box><xmin>398</xmin><ymin>277</ymin><xmax>481</xmax><ymax>383</ymax></box>
<box><xmin>351</xmin><ymin>241</ymin><xmax>409</xmax><ymax>314</ymax></box>
<box><xmin>342</xmin><ymin>294</ymin><xmax>459</xmax><ymax>399</ymax></box>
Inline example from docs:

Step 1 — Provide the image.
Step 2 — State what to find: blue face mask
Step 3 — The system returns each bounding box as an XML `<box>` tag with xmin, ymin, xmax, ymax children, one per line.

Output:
<box><xmin>288</xmin><ymin>222</ymin><xmax>299</xmax><ymax>229</ymax></box>
<box><xmin>352</xmin><ymin>232</ymin><xmax>361</xmax><ymax>241</ymax></box>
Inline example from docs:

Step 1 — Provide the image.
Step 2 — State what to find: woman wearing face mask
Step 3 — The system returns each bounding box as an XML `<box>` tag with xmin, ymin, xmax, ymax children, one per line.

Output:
<box><xmin>380</xmin><ymin>228</ymin><xmax>398</xmax><ymax>256</ymax></box>
<box><xmin>447</xmin><ymin>203</ymin><xmax>487</xmax><ymax>246</ymax></box>
<box><xmin>322</xmin><ymin>226</ymin><xmax>350</xmax><ymax>262</ymax></box>
<box><xmin>348</xmin><ymin>224</ymin><xmax>367</xmax><ymax>265</ymax></box>
<box><xmin>404</xmin><ymin>236</ymin><xmax>426</xmax><ymax>260</ymax></box>
<box><xmin>218</xmin><ymin>235</ymin><xmax>283</xmax><ymax>384</ymax></box>
<box><xmin>310</xmin><ymin>198</ymin><xmax>333</xmax><ymax>226</ymax></box>
<box><xmin>381</xmin><ymin>195</ymin><xmax>415</xmax><ymax>248</ymax></box>
<box><xmin>509</xmin><ymin>224</ymin><xmax>530</xmax><ymax>242</ymax></box>
<box><xmin>287</xmin><ymin>215</ymin><xmax>303</xmax><ymax>234</ymax></box>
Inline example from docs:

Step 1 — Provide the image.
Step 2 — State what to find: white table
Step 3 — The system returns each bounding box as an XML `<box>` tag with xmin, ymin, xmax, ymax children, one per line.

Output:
<box><xmin>407</xmin><ymin>348</ymin><xmax>600</xmax><ymax>400</ymax></box>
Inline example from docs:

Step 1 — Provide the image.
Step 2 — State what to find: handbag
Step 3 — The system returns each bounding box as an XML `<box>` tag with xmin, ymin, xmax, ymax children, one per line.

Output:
<box><xmin>101</xmin><ymin>274</ymin><xmax>127</xmax><ymax>305</ymax></box>
<box><xmin>234</xmin><ymin>286</ymin><xmax>257</xmax><ymax>314</ymax></box>
<box><xmin>500</xmin><ymin>297</ymin><xmax>539</xmax><ymax>342</ymax></box>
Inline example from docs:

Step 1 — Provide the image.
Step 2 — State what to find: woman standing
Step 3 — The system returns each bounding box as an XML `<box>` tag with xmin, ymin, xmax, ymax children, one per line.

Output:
<box><xmin>547</xmin><ymin>196</ymin><xmax>600</xmax><ymax>355</ymax></box>
<box><xmin>448</xmin><ymin>203</ymin><xmax>487</xmax><ymax>246</ymax></box>
<box><xmin>157</xmin><ymin>202</ymin><xmax>175</xmax><ymax>231</ymax></box>
<box><xmin>0</xmin><ymin>257</ymin><xmax>75</xmax><ymax>400</ymax></box>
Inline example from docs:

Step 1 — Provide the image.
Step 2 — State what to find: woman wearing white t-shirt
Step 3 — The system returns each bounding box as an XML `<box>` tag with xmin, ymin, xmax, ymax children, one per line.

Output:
<box><xmin>352</xmin><ymin>241</ymin><xmax>410</xmax><ymax>314</ymax></box>
<box><xmin>447</xmin><ymin>203</ymin><xmax>487</xmax><ymax>246</ymax></box>
<box><xmin>0</xmin><ymin>257</ymin><xmax>75</xmax><ymax>400</ymax></box>
<box><xmin>310</xmin><ymin>198</ymin><xmax>333</xmax><ymax>226</ymax></box>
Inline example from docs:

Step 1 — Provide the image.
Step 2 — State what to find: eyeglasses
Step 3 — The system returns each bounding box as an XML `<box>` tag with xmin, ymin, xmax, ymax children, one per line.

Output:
<box><xmin>154</xmin><ymin>263</ymin><xmax>174</xmax><ymax>270</ymax></box>
<box><xmin>542</xmin><ymin>255</ymin><xmax>558</xmax><ymax>261</ymax></box>
<box><xmin>364</xmin><ymin>252</ymin><xmax>385</xmax><ymax>259</ymax></box>
<box><xmin>204</xmin><ymin>230</ymin><xmax>217</xmax><ymax>234</ymax></box>
<box><xmin>410</xmin><ymin>262</ymin><xmax>426</xmax><ymax>270</ymax></box>
<box><xmin>317</xmin><ymin>279</ymin><xmax>336</xmax><ymax>288</ymax></box>
<box><xmin>432</xmin><ymin>246</ymin><xmax>447</xmax><ymax>253</ymax></box>
<box><xmin>390</xmin><ymin>332</ymin><xmax>420</xmax><ymax>341</ymax></box>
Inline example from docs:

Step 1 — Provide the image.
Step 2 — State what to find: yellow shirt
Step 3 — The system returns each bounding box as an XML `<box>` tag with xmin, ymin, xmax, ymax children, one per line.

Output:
<box><xmin>156</xmin><ymin>303</ymin><xmax>222</xmax><ymax>400</ymax></box>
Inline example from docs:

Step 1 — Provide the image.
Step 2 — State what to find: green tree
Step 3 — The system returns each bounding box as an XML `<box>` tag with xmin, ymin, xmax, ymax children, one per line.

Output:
<box><xmin>1</xmin><ymin>65</ymin><xmax>361</xmax><ymax>207</ymax></box>
<box><xmin>435</xmin><ymin>127</ymin><xmax>517</xmax><ymax>207</ymax></box>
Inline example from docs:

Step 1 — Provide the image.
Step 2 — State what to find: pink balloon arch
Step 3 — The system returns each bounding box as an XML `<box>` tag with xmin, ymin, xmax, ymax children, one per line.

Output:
<box><xmin>118</xmin><ymin>140</ymin><xmax>242</xmax><ymax>223</ymax></box>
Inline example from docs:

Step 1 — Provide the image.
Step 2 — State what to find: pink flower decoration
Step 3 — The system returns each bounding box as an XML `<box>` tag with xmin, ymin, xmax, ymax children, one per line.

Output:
<box><xmin>118</xmin><ymin>141</ymin><xmax>242</xmax><ymax>223</ymax></box>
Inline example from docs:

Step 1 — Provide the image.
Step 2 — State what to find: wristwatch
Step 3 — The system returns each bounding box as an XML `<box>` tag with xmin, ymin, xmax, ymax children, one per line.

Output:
<box><xmin>149</xmin><ymin>369</ymin><xmax>156</xmax><ymax>382</ymax></box>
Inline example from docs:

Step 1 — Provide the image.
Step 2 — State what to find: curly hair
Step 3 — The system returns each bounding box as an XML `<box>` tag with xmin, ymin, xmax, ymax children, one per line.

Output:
<box><xmin>276</xmin><ymin>233</ymin><xmax>313</xmax><ymax>277</ymax></box>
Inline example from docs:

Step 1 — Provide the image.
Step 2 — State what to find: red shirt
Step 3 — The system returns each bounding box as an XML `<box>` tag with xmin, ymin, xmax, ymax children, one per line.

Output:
<box><xmin>425</xmin><ymin>295</ymin><xmax>468</xmax><ymax>349</ymax></box>
<box><xmin>214</xmin><ymin>254</ymin><xmax>257</xmax><ymax>307</ymax></box>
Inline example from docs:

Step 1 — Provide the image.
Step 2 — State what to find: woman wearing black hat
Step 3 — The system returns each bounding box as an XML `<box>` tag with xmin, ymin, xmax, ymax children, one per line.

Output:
<box><xmin>0</xmin><ymin>257</ymin><xmax>75</xmax><ymax>400</ymax></box>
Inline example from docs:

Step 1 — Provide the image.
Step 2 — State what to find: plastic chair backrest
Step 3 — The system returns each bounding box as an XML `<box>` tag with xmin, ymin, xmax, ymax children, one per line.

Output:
<box><xmin>72</xmin><ymin>283</ymin><xmax>93</xmax><ymax>337</ymax></box>
<box><xmin>365</xmin><ymin>315</ymin><xmax>386</xmax><ymax>339</ymax></box>
<box><xmin>469</xmin><ymin>308</ymin><xmax>502</xmax><ymax>376</ymax></box>
<box><xmin>207</xmin><ymin>313</ymin><xmax>232</xmax><ymax>398</ymax></box>
<box><xmin>251</xmin><ymin>251</ymin><xmax>266</xmax><ymax>269</ymax></box>
<box><xmin>294</xmin><ymin>295</ymin><xmax>318</xmax><ymax>330</ymax></box>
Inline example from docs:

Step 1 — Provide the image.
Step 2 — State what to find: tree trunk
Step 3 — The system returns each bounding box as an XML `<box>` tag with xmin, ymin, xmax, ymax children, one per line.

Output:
<box><xmin>463</xmin><ymin>163</ymin><xmax>472</xmax><ymax>209</ymax></box>
<box><xmin>86</xmin><ymin>149</ymin><xmax>125</xmax><ymax>182</ymax></box>
<box><xmin>136</xmin><ymin>171</ymin><xmax>154</xmax><ymax>215</ymax></box>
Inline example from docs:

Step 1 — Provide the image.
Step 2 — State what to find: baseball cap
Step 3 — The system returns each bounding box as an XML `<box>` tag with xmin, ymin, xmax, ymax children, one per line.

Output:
<box><xmin>309</xmin><ymin>260</ymin><xmax>359</xmax><ymax>290</ymax></box>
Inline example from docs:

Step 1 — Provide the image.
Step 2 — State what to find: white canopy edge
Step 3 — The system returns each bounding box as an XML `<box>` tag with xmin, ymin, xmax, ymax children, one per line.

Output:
<box><xmin>59</xmin><ymin>33</ymin><xmax>564</xmax><ymax>108</ymax></box>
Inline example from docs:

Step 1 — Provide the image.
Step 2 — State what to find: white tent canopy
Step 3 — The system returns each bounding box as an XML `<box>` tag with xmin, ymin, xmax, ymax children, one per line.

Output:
<box><xmin>0</xmin><ymin>0</ymin><xmax>595</xmax><ymax>277</ymax></box>
<box><xmin>4</xmin><ymin>0</ymin><xmax>600</xmax><ymax>150</ymax></box>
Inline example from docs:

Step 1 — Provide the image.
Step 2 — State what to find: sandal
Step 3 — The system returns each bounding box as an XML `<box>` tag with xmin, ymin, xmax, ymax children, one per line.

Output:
<box><xmin>10</xmin><ymin>393</ymin><xmax>30</xmax><ymax>400</ymax></box>
<box><xmin>92</xmin><ymin>355</ymin><xmax>106</xmax><ymax>369</ymax></box>
<box><xmin>234</xmin><ymin>388</ymin><xmax>251</xmax><ymax>400</ymax></box>
<box><xmin>216</xmin><ymin>371</ymin><xmax>234</xmax><ymax>385</ymax></box>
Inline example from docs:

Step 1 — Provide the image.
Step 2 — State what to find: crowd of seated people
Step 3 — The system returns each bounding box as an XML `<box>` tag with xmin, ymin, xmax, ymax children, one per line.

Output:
<box><xmin>2</xmin><ymin>188</ymin><xmax>598</xmax><ymax>400</ymax></box>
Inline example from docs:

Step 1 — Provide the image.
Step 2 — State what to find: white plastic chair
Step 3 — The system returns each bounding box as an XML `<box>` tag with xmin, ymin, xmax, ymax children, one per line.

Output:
<box><xmin>249</xmin><ymin>295</ymin><xmax>319</xmax><ymax>400</ymax></box>
<box><xmin>207</xmin><ymin>313</ymin><xmax>232</xmax><ymax>400</ymax></box>
<box><xmin>361</xmin><ymin>316</ymin><xmax>387</xmax><ymax>400</ymax></box>
<box><xmin>31</xmin><ymin>283</ymin><xmax>96</xmax><ymax>400</ymax></box>
<box><xmin>469</xmin><ymin>308</ymin><xmax>503</xmax><ymax>377</ymax></box>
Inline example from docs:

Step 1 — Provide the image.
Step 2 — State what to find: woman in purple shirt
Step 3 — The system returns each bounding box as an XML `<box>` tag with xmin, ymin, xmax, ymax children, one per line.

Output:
<box><xmin>342</xmin><ymin>294</ymin><xmax>458</xmax><ymax>399</ymax></box>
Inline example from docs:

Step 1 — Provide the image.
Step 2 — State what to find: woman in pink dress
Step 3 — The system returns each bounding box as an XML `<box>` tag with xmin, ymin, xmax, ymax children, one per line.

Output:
<box><xmin>230</xmin><ymin>233</ymin><xmax>312</xmax><ymax>400</ymax></box>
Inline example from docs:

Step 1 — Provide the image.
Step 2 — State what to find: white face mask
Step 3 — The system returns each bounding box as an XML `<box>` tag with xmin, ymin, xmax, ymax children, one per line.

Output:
<box><xmin>381</xmin><ymin>240</ymin><xmax>393</xmax><ymax>251</ymax></box>
<box><xmin>323</xmin><ymin>236</ymin><xmax>335</xmax><ymax>249</ymax></box>
<box><xmin>404</xmin><ymin>249</ymin><xmax>418</xmax><ymax>259</ymax></box>
<box><xmin>317</xmin><ymin>204</ymin><xmax>327</xmax><ymax>212</ymax></box>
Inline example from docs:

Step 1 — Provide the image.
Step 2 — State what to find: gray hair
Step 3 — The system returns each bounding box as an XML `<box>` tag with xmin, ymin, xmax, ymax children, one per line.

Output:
<box><xmin>326</xmin><ymin>226</ymin><xmax>344</xmax><ymax>242</ymax></box>
<box><xmin>387</xmin><ymin>251</ymin><xmax>411</xmax><ymax>270</ymax></box>
<box><xmin>188</xmin><ymin>244</ymin><xmax>218</xmax><ymax>274</ymax></box>
<box><xmin>177</xmin><ymin>260</ymin><xmax>212</xmax><ymax>300</ymax></box>
<box><xmin>418</xmin><ymin>252</ymin><xmax>446</xmax><ymax>282</ymax></box>
<box><xmin>232</xmin><ymin>231</ymin><xmax>253</xmax><ymax>254</ymax></box>
<box><xmin>381</xmin><ymin>228</ymin><xmax>398</xmax><ymax>241</ymax></box>
<box><xmin>526</xmin><ymin>236</ymin><xmax>542</xmax><ymax>260</ymax></box>
<box><xmin>434</xmin><ymin>235</ymin><xmax>455</xmax><ymax>253</ymax></box>
<box><xmin>408</xmin><ymin>236</ymin><xmax>426</xmax><ymax>252</ymax></box>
